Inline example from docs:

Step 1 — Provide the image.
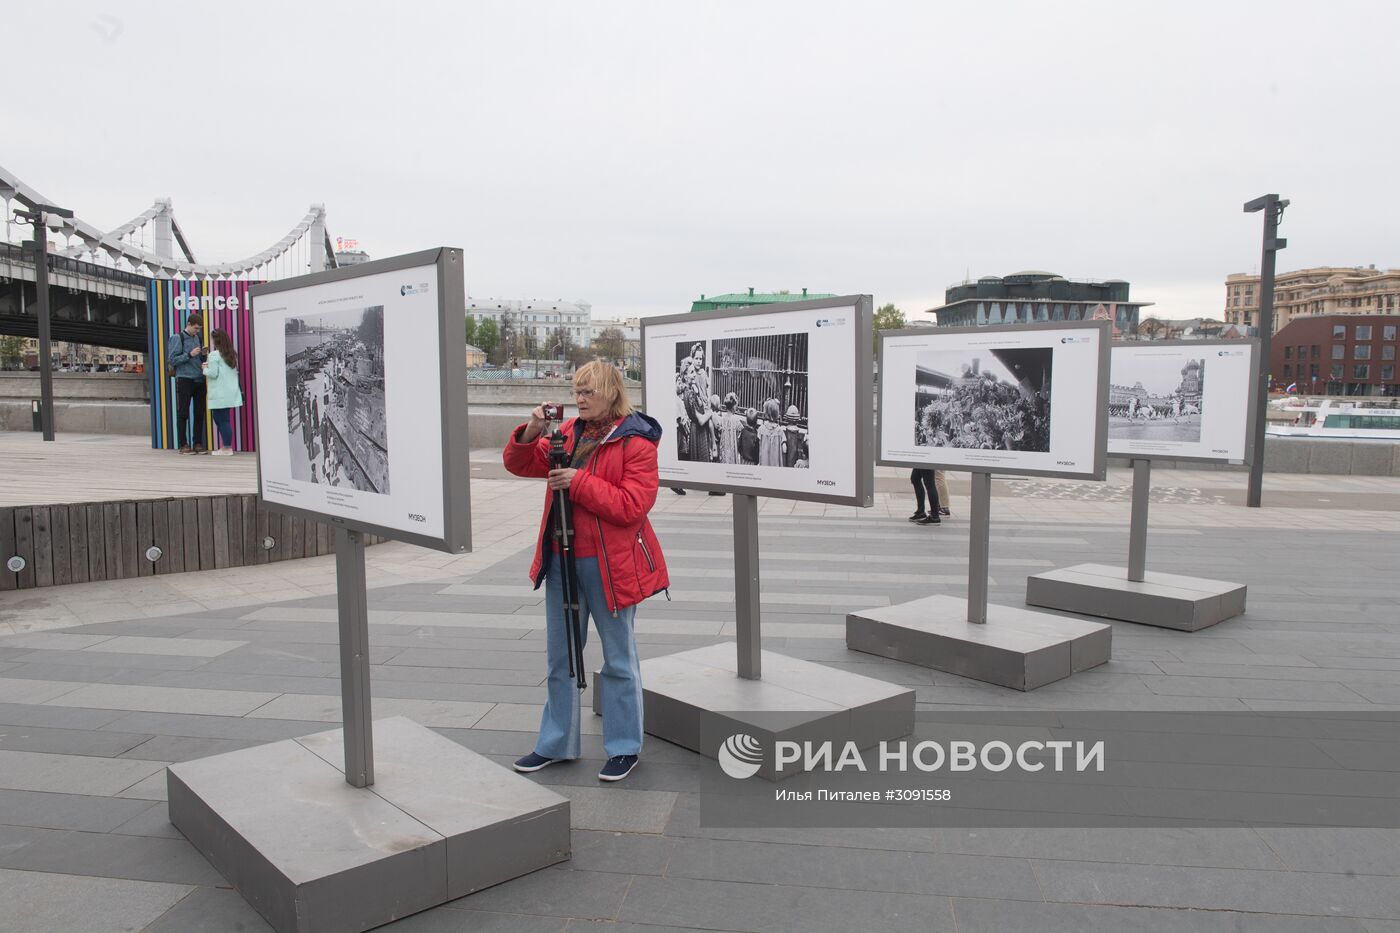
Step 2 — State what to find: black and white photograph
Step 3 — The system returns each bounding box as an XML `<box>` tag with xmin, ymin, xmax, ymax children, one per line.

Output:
<box><xmin>913</xmin><ymin>347</ymin><xmax>1053</xmax><ymax>452</ymax></box>
<box><xmin>1108</xmin><ymin>355</ymin><xmax>1205</xmax><ymax>443</ymax></box>
<box><xmin>284</xmin><ymin>305</ymin><xmax>391</xmax><ymax>494</ymax></box>
<box><xmin>674</xmin><ymin>333</ymin><xmax>810</xmax><ymax>469</ymax></box>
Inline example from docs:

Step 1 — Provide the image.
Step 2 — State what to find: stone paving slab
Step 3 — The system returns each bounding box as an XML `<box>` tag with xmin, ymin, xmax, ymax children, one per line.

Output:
<box><xmin>0</xmin><ymin>749</ymin><xmax>166</xmax><ymax>796</ymax></box>
<box><xmin>43</xmin><ymin>683</ymin><xmax>279</xmax><ymax>717</ymax></box>
<box><xmin>0</xmin><ymin>866</ymin><xmax>191</xmax><ymax>933</ymax></box>
<box><xmin>0</xmin><ymin>466</ymin><xmax>1398</xmax><ymax>930</ymax></box>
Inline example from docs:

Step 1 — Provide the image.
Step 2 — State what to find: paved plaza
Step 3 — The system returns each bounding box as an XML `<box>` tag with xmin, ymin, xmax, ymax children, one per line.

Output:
<box><xmin>2</xmin><ymin>436</ymin><xmax>1400</xmax><ymax>931</ymax></box>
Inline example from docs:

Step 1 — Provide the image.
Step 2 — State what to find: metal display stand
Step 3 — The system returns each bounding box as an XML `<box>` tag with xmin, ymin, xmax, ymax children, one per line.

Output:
<box><xmin>600</xmin><ymin>296</ymin><xmax>913</xmax><ymax>780</ymax></box>
<box><xmin>849</xmin><ymin>322</ymin><xmax>1114</xmax><ymax>692</ymax></box>
<box><xmin>1024</xmin><ymin>338</ymin><xmax>1257</xmax><ymax>632</ymax></box>
<box><xmin>167</xmin><ymin>249</ymin><xmax>570</xmax><ymax>933</ymax></box>
<box><xmin>1025</xmin><ymin>459</ymin><xmax>1247</xmax><ymax>631</ymax></box>
<box><xmin>335</xmin><ymin>529</ymin><xmax>374</xmax><ymax>787</ymax></box>
<box><xmin>598</xmin><ymin>490</ymin><xmax>915</xmax><ymax>781</ymax></box>
<box><xmin>847</xmin><ymin>473</ymin><xmax>1112</xmax><ymax>691</ymax></box>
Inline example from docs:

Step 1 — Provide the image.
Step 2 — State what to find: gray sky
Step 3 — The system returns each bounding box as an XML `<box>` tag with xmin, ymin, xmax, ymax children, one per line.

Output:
<box><xmin>11</xmin><ymin>1</ymin><xmax>1399</xmax><ymax>322</ymax></box>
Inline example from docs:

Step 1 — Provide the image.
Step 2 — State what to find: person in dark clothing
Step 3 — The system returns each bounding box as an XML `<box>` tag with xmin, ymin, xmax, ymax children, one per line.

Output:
<box><xmin>166</xmin><ymin>313</ymin><xmax>207</xmax><ymax>454</ymax></box>
<box><xmin>909</xmin><ymin>469</ymin><xmax>941</xmax><ymax>525</ymax></box>
<box><xmin>738</xmin><ymin>408</ymin><xmax>760</xmax><ymax>465</ymax></box>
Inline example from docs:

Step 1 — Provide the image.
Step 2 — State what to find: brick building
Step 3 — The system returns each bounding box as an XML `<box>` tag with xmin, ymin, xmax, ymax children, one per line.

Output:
<box><xmin>1270</xmin><ymin>314</ymin><xmax>1398</xmax><ymax>396</ymax></box>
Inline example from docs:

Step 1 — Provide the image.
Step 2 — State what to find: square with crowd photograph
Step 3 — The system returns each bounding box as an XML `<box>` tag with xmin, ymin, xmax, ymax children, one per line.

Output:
<box><xmin>674</xmin><ymin>333</ymin><xmax>810</xmax><ymax>468</ymax></box>
<box><xmin>284</xmin><ymin>305</ymin><xmax>391</xmax><ymax>494</ymax></box>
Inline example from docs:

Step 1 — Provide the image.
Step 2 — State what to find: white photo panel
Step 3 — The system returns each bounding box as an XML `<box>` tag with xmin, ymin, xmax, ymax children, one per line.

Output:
<box><xmin>879</xmin><ymin>321</ymin><xmax>1110</xmax><ymax>480</ymax></box>
<box><xmin>1107</xmin><ymin>340</ymin><xmax>1258</xmax><ymax>463</ymax></box>
<box><xmin>253</xmin><ymin>254</ymin><xmax>458</xmax><ymax>544</ymax></box>
<box><xmin>644</xmin><ymin>298</ymin><xmax>872</xmax><ymax>504</ymax></box>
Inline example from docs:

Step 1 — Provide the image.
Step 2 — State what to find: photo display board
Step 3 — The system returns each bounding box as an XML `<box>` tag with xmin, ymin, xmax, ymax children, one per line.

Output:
<box><xmin>643</xmin><ymin>295</ymin><xmax>874</xmax><ymax>506</ymax></box>
<box><xmin>879</xmin><ymin>320</ymin><xmax>1110</xmax><ymax>480</ymax></box>
<box><xmin>250</xmin><ymin>247</ymin><xmax>471</xmax><ymax>552</ymax></box>
<box><xmin>1107</xmin><ymin>338</ymin><xmax>1259</xmax><ymax>464</ymax></box>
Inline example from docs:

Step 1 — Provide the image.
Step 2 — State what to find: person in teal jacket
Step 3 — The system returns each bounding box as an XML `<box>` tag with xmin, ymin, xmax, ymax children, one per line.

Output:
<box><xmin>201</xmin><ymin>329</ymin><xmax>244</xmax><ymax>457</ymax></box>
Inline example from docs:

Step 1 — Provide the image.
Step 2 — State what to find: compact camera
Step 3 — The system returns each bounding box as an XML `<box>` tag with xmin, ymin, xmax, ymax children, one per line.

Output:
<box><xmin>542</xmin><ymin>403</ymin><xmax>565</xmax><ymax>422</ymax></box>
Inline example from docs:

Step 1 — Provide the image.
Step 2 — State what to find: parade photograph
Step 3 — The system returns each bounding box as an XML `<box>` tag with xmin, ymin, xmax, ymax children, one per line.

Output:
<box><xmin>913</xmin><ymin>347</ymin><xmax>1053</xmax><ymax>452</ymax></box>
<box><xmin>283</xmin><ymin>304</ymin><xmax>391</xmax><ymax>494</ymax></box>
<box><xmin>1108</xmin><ymin>353</ymin><xmax>1205</xmax><ymax>443</ymax></box>
<box><xmin>673</xmin><ymin>333</ymin><xmax>810</xmax><ymax>469</ymax></box>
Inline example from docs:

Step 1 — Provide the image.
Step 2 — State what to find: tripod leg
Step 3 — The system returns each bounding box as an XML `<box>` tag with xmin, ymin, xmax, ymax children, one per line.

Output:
<box><xmin>562</xmin><ymin>551</ymin><xmax>586</xmax><ymax>689</ymax></box>
<box><xmin>557</xmin><ymin>493</ymin><xmax>588</xmax><ymax>690</ymax></box>
<box><xmin>554</xmin><ymin>491</ymin><xmax>579</xmax><ymax>679</ymax></box>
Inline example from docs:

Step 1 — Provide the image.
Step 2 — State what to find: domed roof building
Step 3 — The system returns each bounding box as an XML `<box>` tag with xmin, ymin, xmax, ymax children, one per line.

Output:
<box><xmin>925</xmin><ymin>271</ymin><xmax>1150</xmax><ymax>334</ymax></box>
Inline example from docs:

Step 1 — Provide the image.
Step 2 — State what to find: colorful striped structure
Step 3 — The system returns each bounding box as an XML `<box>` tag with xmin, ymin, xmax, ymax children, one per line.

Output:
<box><xmin>147</xmin><ymin>280</ymin><xmax>259</xmax><ymax>451</ymax></box>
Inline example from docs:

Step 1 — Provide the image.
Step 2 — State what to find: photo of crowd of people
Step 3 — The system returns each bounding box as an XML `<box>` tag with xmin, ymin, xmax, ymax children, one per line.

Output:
<box><xmin>284</xmin><ymin>305</ymin><xmax>391</xmax><ymax>494</ymax></box>
<box><xmin>674</xmin><ymin>334</ymin><xmax>810</xmax><ymax>469</ymax></box>
<box><xmin>913</xmin><ymin>347</ymin><xmax>1053</xmax><ymax>452</ymax></box>
<box><xmin>1108</xmin><ymin>355</ymin><xmax>1205</xmax><ymax>443</ymax></box>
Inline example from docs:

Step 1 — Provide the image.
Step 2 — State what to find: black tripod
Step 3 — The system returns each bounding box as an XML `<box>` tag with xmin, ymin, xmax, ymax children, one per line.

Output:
<box><xmin>549</xmin><ymin>429</ymin><xmax>588</xmax><ymax>690</ymax></box>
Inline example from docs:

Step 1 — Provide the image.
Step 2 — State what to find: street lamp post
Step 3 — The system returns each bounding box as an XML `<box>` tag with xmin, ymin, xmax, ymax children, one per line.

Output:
<box><xmin>13</xmin><ymin>198</ymin><xmax>74</xmax><ymax>442</ymax></box>
<box><xmin>1243</xmin><ymin>193</ymin><xmax>1289</xmax><ymax>508</ymax></box>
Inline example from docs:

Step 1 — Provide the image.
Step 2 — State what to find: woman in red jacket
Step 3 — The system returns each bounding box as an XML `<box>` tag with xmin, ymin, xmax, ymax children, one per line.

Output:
<box><xmin>503</xmin><ymin>361</ymin><xmax>668</xmax><ymax>782</ymax></box>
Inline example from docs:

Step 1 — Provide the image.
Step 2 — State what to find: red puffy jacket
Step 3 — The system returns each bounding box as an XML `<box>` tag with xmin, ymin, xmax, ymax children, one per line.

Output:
<box><xmin>503</xmin><ymin>412</ymin><xmax>670</xmax><ymax>614</ymax></box>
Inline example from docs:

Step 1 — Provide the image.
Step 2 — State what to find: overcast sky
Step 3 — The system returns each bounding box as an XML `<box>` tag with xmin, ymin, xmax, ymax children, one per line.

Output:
<box><xmin>10</xmin><ymin>1</ymin><xmax>1399</xmax><ymax>322</ymax></box>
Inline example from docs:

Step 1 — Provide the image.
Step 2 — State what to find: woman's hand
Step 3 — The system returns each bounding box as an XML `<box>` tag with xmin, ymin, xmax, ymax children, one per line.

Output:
<box><xmin>520</xmin><ymin>403</ymin><xmax>558</xmax><ymax>443</ymax></box>
<box><xmin>547</xmin><ymin>468</ymin><xmax>577</xmax><ymax>491</ymax></box>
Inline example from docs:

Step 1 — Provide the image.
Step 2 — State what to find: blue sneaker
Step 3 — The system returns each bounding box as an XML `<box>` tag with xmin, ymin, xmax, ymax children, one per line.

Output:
<box><xmin>598</xmin><ymin>755</ymin><xmax>638</xmax><ymax>782</ymax></box>
<box><xmin>513</xmin><ymin>752</ymin><xmax>558</xmax><ymax>773</ymax></box>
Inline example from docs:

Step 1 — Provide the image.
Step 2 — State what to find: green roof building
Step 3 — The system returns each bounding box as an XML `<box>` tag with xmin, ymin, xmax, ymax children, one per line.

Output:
<box><xmin>690</xmin><ymin>287</ymin><xmax>834</xmax><ymax>312</ymax></box>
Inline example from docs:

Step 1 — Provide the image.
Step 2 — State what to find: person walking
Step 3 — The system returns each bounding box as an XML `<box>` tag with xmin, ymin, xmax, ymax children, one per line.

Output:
<box><xmin>504</xmin><ymin>361</ymin><xmax>668</xmax><ymax>783</ymax></box>
<box><xmin>934</xmin><ymin>469</ymin><xmax>951</xmax><ymax>517</ymax></box>
<box><xmin>909</xmin><ymin>468</ymin><xmax>941</xmax><ymax>524</ymax></box>
<box><xmin>201</xmin><ymin>328</ymin><xmax>243</xmax><ymax>457</ymax></box>
<box><xmin>166</xmin><ymin>313</ymin><xmax>207</xmax><ymax>454</ymax></box>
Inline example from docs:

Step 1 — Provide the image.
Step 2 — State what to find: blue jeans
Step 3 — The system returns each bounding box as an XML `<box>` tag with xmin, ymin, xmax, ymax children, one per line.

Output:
<box><xmin>535</xmin><ymin>554</ymin><xmax>644</xmax><ymax>760</ymax></box>
<box><xmin>211</xmin><ymin>408</ymin><xmax>233</xmax><ymax>447</ymax></box>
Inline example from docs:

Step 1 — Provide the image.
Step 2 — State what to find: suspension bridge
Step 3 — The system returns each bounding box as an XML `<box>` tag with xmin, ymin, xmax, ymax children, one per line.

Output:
<box><xmin>0</xmin><ymin>163</ymin><xmax>339</xmax><ymax>354</ymax></box>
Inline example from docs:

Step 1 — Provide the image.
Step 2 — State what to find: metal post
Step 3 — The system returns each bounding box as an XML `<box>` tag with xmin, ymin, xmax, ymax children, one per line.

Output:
<box><xmin>152</xmin><ymin>199</ymin><xmax>174</xmax><ymax>259</ymax></box>
<box><xmin>308</xmin><ymin>205</ymin><xmax>328</xmax><ymax>273</ymax></box>
<box><xmin>34</xmin><ymin>215</ymin><xmax>54</xmax><ymax>441</ymax></box>
<box><xmin>966</xmin><ymin>472</ymin><xmax>992</xmax><ymax>624</ymax></box>
<box><xmin>1244</xmin><ymin>193</ymin><xmax>1288</xmax><ymax>507</ymax></box>
<box><xmin>335</xmin><ymin>528</ymin><xmax>374</xmax><ymax>787</ymax></box>
<box><xmin>1127</xmin><ymin>458</ymin><xmax>1151</xmax><ymax>582</ymax></box>
<box><xmin>733</xmin><ymin>493</ymin><xmax>762</xmax><ymax>679</ymax></box>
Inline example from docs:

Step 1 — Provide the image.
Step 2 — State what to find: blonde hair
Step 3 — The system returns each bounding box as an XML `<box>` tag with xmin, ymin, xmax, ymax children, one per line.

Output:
<box><xmin>574</xmin><ymin>361</ymin><xmax>632</xmax><ymax>422</ymax></box>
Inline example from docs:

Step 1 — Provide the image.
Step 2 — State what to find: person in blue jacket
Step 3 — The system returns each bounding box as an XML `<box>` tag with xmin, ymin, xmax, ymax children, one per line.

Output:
<box><xmin>166</xmin><ymin>313</ymin><xmax>207</xmax><ymax>454</ymax></box>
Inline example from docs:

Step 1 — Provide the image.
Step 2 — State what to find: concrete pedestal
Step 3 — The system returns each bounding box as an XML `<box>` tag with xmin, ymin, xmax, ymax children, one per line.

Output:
<box><xmin>596</xmin><ymin>643</ymin><xmax>914</xmax><ymax>781</ymax></box>
<box><xmin>846</xmin><ymin>595</ymin><xmax>1112</xmax><ymax>691</ymax></box>
<box><xmin>167</xmin><ymin>716</ymin><xmax>570</xmax><ymax>933</ymax></box>
<box><xmin>1026</xmin><ymin>562</ymin><xmax>1247</xmax><ymax>632</ymax></box>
